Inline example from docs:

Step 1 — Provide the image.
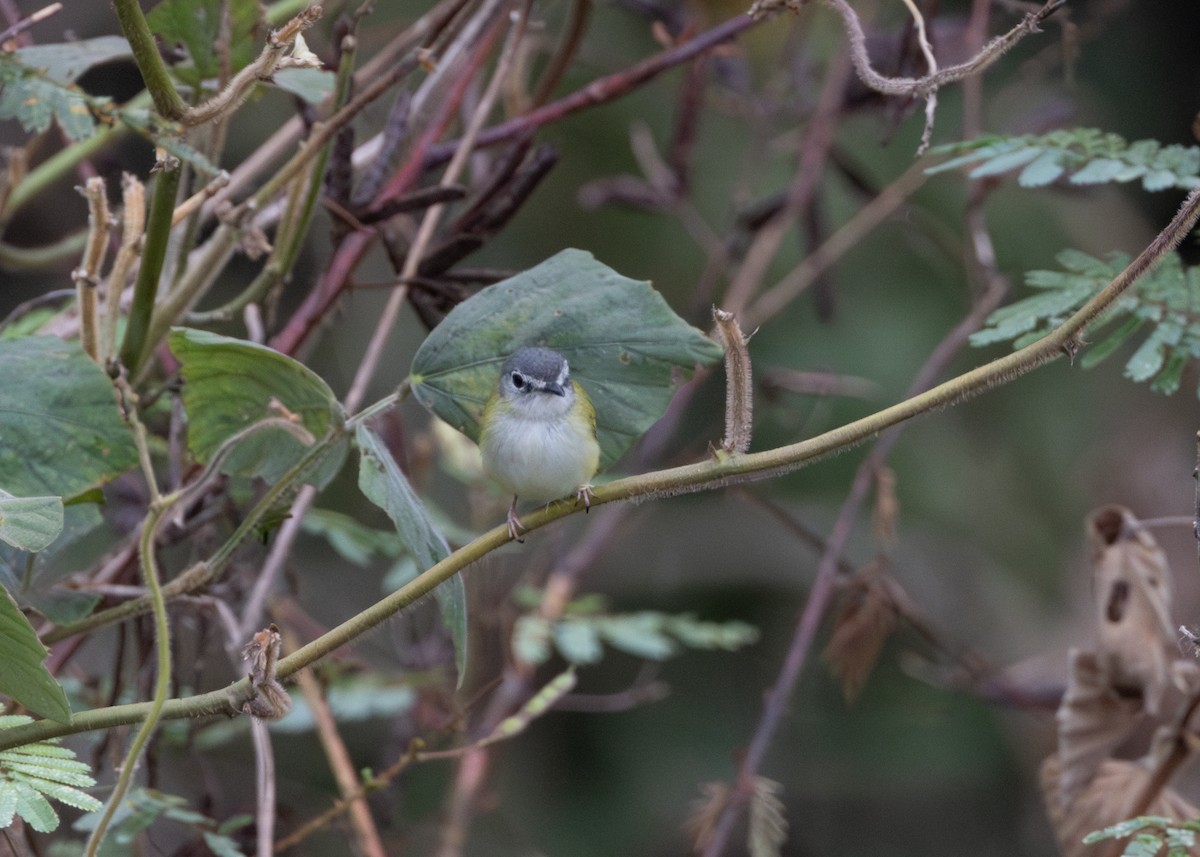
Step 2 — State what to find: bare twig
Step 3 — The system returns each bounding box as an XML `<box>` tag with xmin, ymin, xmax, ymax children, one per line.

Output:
<box><xmin>713</xmin><ymin>308</ymin><xmax>753</xmax><ymax>453</ymax></box>
<box><xmin>73</xmin><ymin>177</ymin><xmax>111</xmax><ymax>361</ymax></box>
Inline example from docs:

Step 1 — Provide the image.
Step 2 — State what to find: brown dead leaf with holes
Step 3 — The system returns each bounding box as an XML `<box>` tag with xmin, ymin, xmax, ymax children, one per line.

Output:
<box><xmin>823</xmin><ymin>560</ymin><xmax>897</xmax><ymax>703</ymax></box>
<box><xmin>1089</xmin><ymin>505</ymin><xmax>1175</xmax><ymax>715</ymax></box>
<box><xmin>1041</xmin><ymin>506</ymin><xmax>1195</xmax><ymax>854</ymax></box>
<box><xmin>1040</xmin><ymin>755</ymin><xmax>1200</xmax><ymax>857</ymax></box>
<box><xmin>1053</xmin><ymin>648</ymin><xmax>1143</xmax><ymax>811</ymax></box>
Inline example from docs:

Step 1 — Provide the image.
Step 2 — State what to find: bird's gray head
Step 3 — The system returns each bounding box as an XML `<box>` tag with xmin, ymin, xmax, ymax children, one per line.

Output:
<box><xmin>498</xmin><ymin>347</ymin><xmax>571</xmax><ymax>399</ymax></box>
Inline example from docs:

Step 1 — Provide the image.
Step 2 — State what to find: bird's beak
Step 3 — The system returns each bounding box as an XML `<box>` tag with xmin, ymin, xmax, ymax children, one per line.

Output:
<box><xmin>543</xmin><ymin>382</ymin><xmax>566</xmax><ymax>397</ymax></box>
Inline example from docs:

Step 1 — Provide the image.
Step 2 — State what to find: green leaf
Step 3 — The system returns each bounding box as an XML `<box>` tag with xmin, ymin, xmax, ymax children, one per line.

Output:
<box><xmin>147</xmin><ymin>0</ymin><xmax>263</xmax><ymax>90</ymax></box>
<box><xmin>10</xmin><ymin>780</ymin><xmax>57</xmax><ymax>832</ymax></box>
<box><xmin>1070</xmin><ymin>157</ymin><xmax>1129</xmax><ymax>184</ymax></box>
<box><xmin>0</xmin><ymin>586</ymin><xmax>71</xmax><ymax>722</ymax></box>
<box><xmin>410</xmin><ymin>249</ymin><xmax>722</xmax><ymax>469</ymax></box>
<box><xmin>169</xmin><ymin>328</ymin><xmax>346</xmax><ymax>486</ymax></box>
<box><xmin>1080</xmin><ymin>315</ymin><xmax>1145</xmax><ymax>369</ymax></box>
<box><xmin>0</xmin><ymin>337</ymin><xmax>138</xmax><ymax>497</ymax></box>
<box><xmin>272</xmin><ymin>67</ymin><xmax>335</xmax><ymax>104</ymax></box>
<box><xmin>0</xmin><ymin>37</ymin><xmax>129</xmax><ymax>141</ymax></box>
<box><xmin>553</xmin><ymin>619</ymin><xmax>603</xmax><ymax>664</ymax></box>
<box><xmin>512</xmin><ymin>616</ymin><xmax>552</xmax><ymax>665</ymax></box>
<box><xmin>967</xmin><ymin>147</ymin><xmax>1043</xmax><ymax>178</ymax></box>
<box><xmin>0</xmin><ymin>491</ymin><xmax>63</xmax><ymax>553</ymax></box>
<box><xmin>203</xmin><ymin>830</ymin><xmax>249</xmax><ymax>857</ymax></box>
<box><xmin>598</xmin><ymin>613</ymin><xmax>676</xmax><ymax>660</ymax></box>
<box><xmin>302</xmin><ymin>508</ymin><xmax>402</xmax><ymax>566</ymax></box>
<box><xmin>270</xmin><ymin>677</ymin><xmax>416</xmax><ymax>734</ymax></box>
<box><xmin>356</xmin><ymin>423</ymin><xmax>467</xmax><ymax>683</ymax></box>
<box><xmin>1017</xmin><ymin>150</ymin><xmax>1066</xmax><ymax>186</ymax></box>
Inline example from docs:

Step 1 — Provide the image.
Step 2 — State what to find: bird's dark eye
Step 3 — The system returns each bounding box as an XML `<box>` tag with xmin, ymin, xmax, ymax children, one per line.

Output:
<box><xmin>511</xmin><ymin>372</ymin><xmax>526</xmax><ymax>389</ymax></box>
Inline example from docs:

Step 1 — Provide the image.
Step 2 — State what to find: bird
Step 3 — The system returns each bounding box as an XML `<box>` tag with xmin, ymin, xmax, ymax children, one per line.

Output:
<box><xmin>479</xmin><ymin>346</ymin><xmax>600</xmax><ymax>540</ymax></box>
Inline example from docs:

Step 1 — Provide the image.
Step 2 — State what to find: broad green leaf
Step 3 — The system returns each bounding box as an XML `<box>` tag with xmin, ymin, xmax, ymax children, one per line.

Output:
<box><xmin>0</xmin><ymin>491</ymin><xmax>62</xmax><ymax>553</ymax></box>
<box><xmin>410</xmin><ymin>249</ymin><xmax>722</xmax><ymax>469</ymax></box>
<box><xmin>0</xmin><ymin>587</ymin><xmax>70</xmax><ymax>722</ymax></box>
<box><xmin>0</xmin><ymin>37</ymin><xmax>129</xmax><ymax>141</ymax></box>
<box><xmin>13</xmin><ymin>37</ymin><xmax>132</xmax><ymax>84</ymax></box>
<box><xmin>356</xmin><ymin>423</ymin><xmax>467</xmax><ymax>683</ymax></box>
<box><xmin>0</xmin><ymin>337</ymin><xmax>137</xmax><ymax>497</ymax></box>
<box><xmin>169</xmin><ymin>328</ymin><xmax>346</xmax><ymax>486</ymax></box>
<box><xmin>0</xmin><ymin>504</ymin><xmax>103</xmax><ymax>621</ymax></box>
<box><xmin>147</xmin><ymin>0</ymin><xmax>263</xmax><ymax>89</ymax></box>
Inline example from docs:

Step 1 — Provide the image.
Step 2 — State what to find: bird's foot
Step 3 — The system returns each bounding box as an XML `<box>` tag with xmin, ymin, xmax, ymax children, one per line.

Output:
<box><xmin>506</xmin><ymin>497</ymin><xmax>526</xmax><ymax>542</ymax></box>
<box><xmin>576</xmin><ymin>483</ymin><xmax>595</xmax><ymax>513</ymax></box>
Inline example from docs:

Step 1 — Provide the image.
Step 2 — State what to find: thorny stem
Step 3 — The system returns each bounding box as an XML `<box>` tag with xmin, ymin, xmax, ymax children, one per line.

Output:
<box><xmin>6</xmin><ymin>185</ymin><xmax>1197</xmax><ymax>755</ymax></box>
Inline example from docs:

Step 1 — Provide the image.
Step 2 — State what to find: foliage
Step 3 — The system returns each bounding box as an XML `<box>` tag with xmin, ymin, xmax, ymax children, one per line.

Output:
<box><xmin>73</xmin><ymin>788</ymin><xmax>251</xmax><ymax>856</ymax></box>
<box><xmin>0</xmin><ymin>37</ymin><xmax>128</xmax><ymax>141</ymax></box>
<box><xmin>0</xmin><ymin>715</ymin><xmax>101</xmax><ymax>833</ymax></box>
<box><xmin>0</xmin><ymin>337</ymin><xmax>137</xmax><ymax>498</ymax></box>
<box><xmin>929</xmin><ymin>129</ymin><xmax>1200</xmax><ymax>191</ymax></box>
<box><xmin>512</xmin><ymin>588</ymin><xmax>759</xmax><ymax>666</ymax></box>
<box><xmin>146</xmin><ymin>0</ymin><xmax>262</xmax><ymax>91</ymax></box>
<box><xmin>971</xmin><ymin>249</ymin><xmax>1200</xmax><ymax>395</ymax></box>
<box><xmin>1083</xmin><ymin>816</ymin><xmax>1200</xmax><ymax>857</ymax></box>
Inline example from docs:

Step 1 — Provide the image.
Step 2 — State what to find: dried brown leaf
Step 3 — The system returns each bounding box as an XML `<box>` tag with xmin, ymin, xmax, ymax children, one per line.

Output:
<box><xmin>749</xmin><ymin>777</ymin><xmax>787</xmax><ymax>857</ymax></box>
<box><xmin>1055</xmin><ymin>648</ymin><xmax>1142</xmax><ymax>810</ymax></box>
<box><xmin>685</xmin><ymin>781</ymin><xmax>730</xmax><ymax>854</ymax></box>
<box><xmin>1041</xmin><ymin>754</ymin><xmax>1200</xmax><ymax>857</ymax></box>
<box><xmin>824</xmin><ymin>561</ymin><xmax>897</xmax><ymax>703</ymax></box>
<box><xmin>1089</xmin><ymin>505</ymin><xmax>1175</xmax><ymax>715</ymax></box>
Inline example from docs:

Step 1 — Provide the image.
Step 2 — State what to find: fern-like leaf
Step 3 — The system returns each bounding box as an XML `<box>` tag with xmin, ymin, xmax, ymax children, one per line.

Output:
<box><xmin>0</xmin><ymin>715</ymin><xmax>101</xmax><ymax>833</ymax></box>
<box><xmin>972</xmin><ymin>249</ymin><xmax>1200</xmax><ymax>398</ymax></box>
<box><xmin>928</xmin><ymin>129</ymin><xmax>1200</xmax><ymax>191</ymax></box>
<box><xmin>512</xmin><ymin>596</ymin><xmax>760</xmax><ymax>667</ymax></box>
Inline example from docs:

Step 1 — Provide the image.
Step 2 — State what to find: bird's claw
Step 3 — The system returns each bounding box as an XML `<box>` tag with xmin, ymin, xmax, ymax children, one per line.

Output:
<box><xmin>576</xmin><ymin>484</ymin><xmax>594</xmax><ymax>513</ymax></box>
<box><xmin>507</xmin><ymin>497</ymin><xmax>526</xmax><ymax>542</ymax></box>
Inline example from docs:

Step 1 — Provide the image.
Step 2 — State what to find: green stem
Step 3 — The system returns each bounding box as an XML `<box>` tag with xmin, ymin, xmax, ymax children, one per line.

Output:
<box><xmin>0</xmin><ymin>231</ymin><xmax>88</xmax><ymax>270</ymax></box>
<box><xmin>111</xmin><ymin>0</ymin><xmax>187</xmax><ymax>120</ymax></box>
<box><xmin>119</xmin><ymin>163</ymin><xmax>182</xmax><ymax>373</ymax></box>
<box><xmin>83</xmin><ymin>495</ymin><xmax>175</xmax><ymax>856</ymax></box>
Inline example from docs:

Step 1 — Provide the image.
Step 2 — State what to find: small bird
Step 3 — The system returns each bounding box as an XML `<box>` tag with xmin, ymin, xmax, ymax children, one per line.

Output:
<box><xmin>479</xmin><ymin>347</ymin><xmax>600</xmax><ymax>540</ymax></box>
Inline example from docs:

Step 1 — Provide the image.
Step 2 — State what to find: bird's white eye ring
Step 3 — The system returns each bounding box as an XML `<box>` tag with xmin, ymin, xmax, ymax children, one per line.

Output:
<box><xmin>511</xmin><ymin>372</ymin><xmax>526</xmax><ymax>389</ymax></box>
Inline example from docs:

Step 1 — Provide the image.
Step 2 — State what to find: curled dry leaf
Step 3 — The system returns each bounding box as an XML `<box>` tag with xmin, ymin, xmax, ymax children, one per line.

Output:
<box><xmin>823</xmin><ymin>560</ymin><xmax>897</xmax><ymax>704</ymax></box>
<box><xmin>1088</xmin><ymin>505</ymin><xmax>1175</xmax><ymax>715</ymax></box>
<box><xmin>1054</xmin><ymin>649</ymin><xmax>1142</xmax><ymax>811</ymax></box>
<box><xmin>1040</xmin><ymin>754</ymin><xmax>1200</xmax><ymax>857</ymax></box>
